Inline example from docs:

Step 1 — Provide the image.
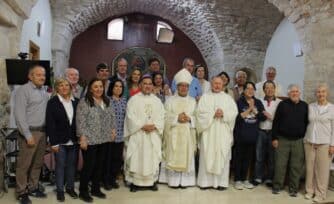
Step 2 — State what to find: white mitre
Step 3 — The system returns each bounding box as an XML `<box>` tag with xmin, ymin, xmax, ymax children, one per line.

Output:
<box><xmin>174</xmin><ymin>68</ymin><xmax>193</xmax><ymax>85</ymax></box>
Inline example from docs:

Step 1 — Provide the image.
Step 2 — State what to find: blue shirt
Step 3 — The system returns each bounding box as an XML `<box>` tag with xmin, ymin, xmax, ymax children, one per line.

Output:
<box><xmin>110</xmin><ymin>97</ymin><xmax>127</xmax><ymax>143</ymax></box>
<box><xmin>171</xmin><ymin>76</ymin><xmax>202</xmax><ymax>98</ymax></box>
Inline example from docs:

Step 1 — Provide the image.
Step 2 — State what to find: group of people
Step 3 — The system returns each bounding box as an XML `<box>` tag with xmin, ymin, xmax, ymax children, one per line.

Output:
<box><xmin>12</xmin><ymin>56</ymin><xmax>334</xmax><ymax>204</ymax></box>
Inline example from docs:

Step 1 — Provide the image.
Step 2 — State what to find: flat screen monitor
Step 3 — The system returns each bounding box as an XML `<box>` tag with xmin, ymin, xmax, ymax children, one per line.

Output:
<box><xmin>5</xmin><ymin>59</ymin><xmax>51</xmax><ymax>86</ymax></box>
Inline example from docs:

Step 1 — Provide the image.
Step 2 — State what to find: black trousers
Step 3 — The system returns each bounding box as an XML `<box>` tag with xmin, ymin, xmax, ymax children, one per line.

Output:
<box><xmin>104</xmin><ymin>142</ymin><xmax>124</xmax><ymax>184</ymax></box>
<box><xmin>234</xmin><ymin>142</ymin><xmax>255</xmax><ymax>181</ymax></box>
<box><xmin>79</xmin><ymin>142</ymin><xmax>108</xmax><ymax>193</ymax></box>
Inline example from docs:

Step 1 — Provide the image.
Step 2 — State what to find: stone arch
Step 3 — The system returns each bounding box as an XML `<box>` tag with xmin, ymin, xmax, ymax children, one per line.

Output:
<box><xmin>51</xmin><ymin>0</ymin><xmax>224</xmax><ymax>78</ymax></box>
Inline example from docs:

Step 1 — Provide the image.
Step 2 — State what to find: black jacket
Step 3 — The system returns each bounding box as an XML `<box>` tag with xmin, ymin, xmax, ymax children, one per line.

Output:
<box><xmin>234</xmin><ymin>95</ymin><xmax>267</xmax><ymax>144</ymax></box>
<box><xmin>46</xmin><ymin>95</ymin><xmax>79</xmax><ymax>146</ymax></box>
<box><xmin>272</xmin><ymin>98</ymin><xmax>308</xmax><ymax>140</ymax></box>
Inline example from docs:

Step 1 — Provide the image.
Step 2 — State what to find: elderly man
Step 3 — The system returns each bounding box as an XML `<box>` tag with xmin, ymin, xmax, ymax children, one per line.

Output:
<box><xmin>272</xmin><ymin>84</ymin><xmax>308</xmax><ymax>197</ymax></box>
<box><xmin>197</xmin><ymin>76</ymin><xmax>238</xmax><ymax>190</ymax></box>
<box><xmin>159</xmin><ymin>68</ymin><xmax>197</xmax><ymax>188</ymax></box>
<box><xmin>233</xmin><ymin>70</ymin><xmax>247</xmax><ymax>101</ymax></box>
<box><xmin>171</xmin><ymin>58</ymin><xmax>202</xmax><ymax>100</ymax></box>
<box><xmin>15</xmin><ymin>65</ymin><xmax>49</xmax><ymax>204</ymax></box>
<box><xmin>65</xmin><ymin>67</ymin><xmax>84</xmax><ymax>98</ymax></box>
<box><xmin>110</xmin><ymin>58</ymin><xmax>129</xmax><ymax>98</ymax></box>
<box><xmin>256</xmin><ymin>67</ymin><xmax>283</xmax><ymax>98</ymax></box>
<box><xmin>124</xmin><ymin>75</ymin><xmax>165</xmax><ymax>192</ymax></box>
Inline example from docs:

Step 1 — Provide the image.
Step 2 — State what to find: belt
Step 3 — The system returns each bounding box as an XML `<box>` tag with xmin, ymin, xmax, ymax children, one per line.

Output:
<box><xmin>29</xmin><ymin>126</ymin><xmax>45</xmax><ymax>132</ymax></box>
<box><xmin>260</xmin><ymin>129</ymin><xmax>271</xmax><ymax>133</ymax></box>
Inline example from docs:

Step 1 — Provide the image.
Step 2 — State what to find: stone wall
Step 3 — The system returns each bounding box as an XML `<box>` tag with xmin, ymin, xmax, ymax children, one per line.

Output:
<box><xmin>50</xmin><ymin>0</ymin><xmax>283</xmax><ymax>79</ymax></box>
<box><xmin>0</xmin><ymin>0</ymin><xmax>36</xmax><ymax>128</ymax></box>
<box><xmin>269</xmin><ymin>0</ymin><xmax>334</xmax><ymax>102</ymax></box>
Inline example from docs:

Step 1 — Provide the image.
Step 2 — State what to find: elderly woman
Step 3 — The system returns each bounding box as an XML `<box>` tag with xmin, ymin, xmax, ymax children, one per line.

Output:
<box><xmin>233</xmin><ymin>81</ymin><xmax>266</xmax><ymax>190</ymax></box>
<box><xmin>195</xmin><ymin>65</ymin><xmax>210</xmax><ymax>94</ymax></box>
<box><xmin>304</xmin><ymin>83</ymin><xmax>334</xmax><ymax>202</ymax></box>
<box><xmin>76</xmin><ymin>78</ymin><xmax>116</xmax><ymax>202</ymax></box>
<box><xmin>46</xmin><ymin>78</ymin><xmax>79</xmax><ymax>202</ymax></box>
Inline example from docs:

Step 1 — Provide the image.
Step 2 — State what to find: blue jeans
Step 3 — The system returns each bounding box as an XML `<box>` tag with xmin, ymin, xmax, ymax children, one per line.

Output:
<box><xmin>55</xmin><ymin>145</ymin><xmax>78</xmax><ymax>192</ymax></box>
<box><xmin>254</xmin><ymin>130</ymin><xmax>274</xmax><ymax>182</ymax></box>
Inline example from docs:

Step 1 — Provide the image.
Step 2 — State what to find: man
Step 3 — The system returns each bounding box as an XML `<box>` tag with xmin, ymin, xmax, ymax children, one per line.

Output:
<box><xmin>144</xmin><ymin>57</ymin><xmax>169</xmax><ymax>85</ymax></box>
<box><xmin>171</xmin><ymin>58</ymin><xmax>202</xmax><ymax>100</ymax></box>
<box><xmin>15</xmin><ymin>65</ymin><xmax>49</xmax><ymax>204</ymax></box>
<box><xmin>255</xmin><ymin>67</ymin><xmax>283</xmax><ymax>98</ymax></box>
<box><xmin>65</xmin><ymin>67</ymin><xmax>84</xmax><ymax>98</ymax></box>
<box><xmin>197</xmin><ymin>76</ymin><xmax>238</xmax><ymax>190</ymax></box>
<box><xmin>159</xmin><ymin>68</ymin><xmax>197</xmax><ymax>188</ymax></box>
<box><xmin>253</xmin><ymin>81</ymin><xmax>281</xmax><ymax>187</ymax></box>
<box><xmin>272</xmin><ymin>84</ymin><xmax>308</xmax><ymax>197</ymax></box>
<box><xmin>233</xmin><ymin>70</ymin><xmax>247</xmax><ymax>101</ymax></box>
<box><xmin>110</xmin><ymin>58</ymin><xmax>129</xmax><ymax>98</ymax></box>
<box><xmin>96</xmin><ymin>63</ymin><xmax>111</xmax><ymax>93</ymax></box>
<box><xmin>124</xmin><ymin>74</ymin><xmax>165</xmax><ymax>192</ymax></box>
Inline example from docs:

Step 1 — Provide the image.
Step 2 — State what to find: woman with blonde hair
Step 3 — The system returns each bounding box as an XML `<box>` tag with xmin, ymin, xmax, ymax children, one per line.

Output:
<box><xmin>304</xmin><ymin>83</ymin><xmax>334</xmax><ymax>203</ymax></box>
<box><xmin>46</xmin><ymin>78</ymin><xmax>80</xmax><ymax>202</ymax></box>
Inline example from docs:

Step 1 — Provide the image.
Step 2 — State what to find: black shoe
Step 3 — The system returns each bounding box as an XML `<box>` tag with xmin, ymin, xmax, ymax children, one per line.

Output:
<box><xmin>217</xmin><ymin>186</ymin><xmax>227</xmax><ymax>191</ymax></box>
<box><xmin>130</xmin><ymin>184</ymin><xmax>137</xmax><ymax>192</ymax></box>
<box><xmin>252</xmin><ymin>180</ymin><xmax>261</xmax><ymax>186</ymax></box>
<box><xmin>265</xmin><ymin>182</ymin><xmax>273</xmax><ymax>188</ymax></box>
<box><xmin>91</xmin><ymin>190</ymin><xmax>106</xmax><ymax>199</ymax></box>
<box><xmin>289</xmin><ymin>190</ymin><xmax>297</xmax><ymax>197</ymax></box>
<box><xmin>179</xmin><ymin>186</ymin><xmax>187</xmax><ymax>189</ymax></box>
<box><xmin>66</xmin><ymin>189</ymin><xmax>78</xmax><ymax>199</ymax></box>
<box><xmin>104</xmin><ymin>183</ymin><xmax>113</xmax><ymax>191</ymax></box>
<box><xmin>79</xmin><ymin>192</ymin><xmax>93</xmax><ymax>203</ymax></box>
<box><xmin>18</xmin><ymin>194</ymin><xmax>32</xmax><ymax>204</ymax></box>
<box><xmin>56</xmin><ymin>192</ymin><xmax>65</xmax><ymax>202</ymax></box>
<box><xmin>29</xmin><ymin>188</ymin><xmax>47</xmax><ymax>198</ymax></box>
<box><xmin>111</xmin><ymin>182</ymin><xmax>120</xmax><ymax>189</ymax></box>
<box><xmin>151</xmin><ymin>183</ymin><xmax>158</xmax><ymax>191</ymax></box>
<box><xmin>272</xmin><ymin>188</ymin><xmax>280</xmax><ymax>194</ymax></box>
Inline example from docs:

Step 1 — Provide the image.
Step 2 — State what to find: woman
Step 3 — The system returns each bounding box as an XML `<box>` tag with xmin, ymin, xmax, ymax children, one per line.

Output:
<box><xmin>152</xmin><ymin>72</ymin><xmax>171</xmax><ymax>103</ymax></box>
<box><xmin>76</xmin><ymin>78</ymin><xmax>116</xmax><ymax>202</ymax></box>
<box><xmin>127</xmin><ymin>67</ymin><xmax>142</xmax><ymax>97</ymax></box>
<box><xmin>195</xmin><ymin>65</ymin><xmax>210</xmax><ymax>94</ymax></box>
<box><xmin>46</xmin><ymin>78</ymin><xmax>79</xmax><ymax>202</ymax></box>
<box><xmin>217</xmin><ymin>71</ymin><xmax>234</xmax><ymax>98</ymax></box>
<box><xmin>233</xmin><ymin>82</ymin><xmax>266</xmax><ymax>190</ymax></box>
<box><xmin>304</xmin><ymin>83</ymin><xmax>334</xmax><ymax>202</ymax></box>
<box><xmin>104</xmin><ymin>79</ymin><xmax>127</xmax><ymax>190</ymax></box>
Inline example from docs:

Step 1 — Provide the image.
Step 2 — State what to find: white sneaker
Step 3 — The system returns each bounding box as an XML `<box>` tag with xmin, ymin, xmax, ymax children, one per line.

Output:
<box><xmin>304</xmin><ymin>193</ymin><xmax>313</xmax><ymax>200</ymax></box>
<box><xmin>243</xmin><ymin>180</ymin><xmax>255</xmax><ymax>189</ymax></box>
<box><xmin>234</xmin><ymin>181</ymin><xmax>244</xmax><ymax>190</ymax></box>
<box><xmin>313</xmin><ymin>196</ymin><xmax>324</xmax><ymax>203</ymax></box>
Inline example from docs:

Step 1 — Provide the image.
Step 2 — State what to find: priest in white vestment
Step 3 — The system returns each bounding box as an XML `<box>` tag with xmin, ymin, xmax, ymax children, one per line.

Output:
<box><xmin>124</xmin><ymin>75</ymin><xmax>165</xmax><ymax>192</ymax></box>
<box><xmin>197</xmin><ymin>76</ymin><xmax>238</xmax><ymax>190</ymax></box>
<box><xmin>159</xmin><ymin>68</ymin><xmax>197</xmax><ymax>188</ymax></box>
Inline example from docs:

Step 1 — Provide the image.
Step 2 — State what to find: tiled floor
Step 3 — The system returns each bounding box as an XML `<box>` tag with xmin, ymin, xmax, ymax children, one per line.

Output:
<box><xmin>2</xmin><ymin>182</ymin><xmax>334</xmax><ymax>204</ymax></box>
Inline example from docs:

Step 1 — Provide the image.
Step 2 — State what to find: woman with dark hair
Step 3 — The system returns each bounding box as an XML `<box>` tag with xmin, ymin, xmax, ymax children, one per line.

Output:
<box><xmin>195</xmin><ymin>65</ymin><xmax>210</xmax><ymax>94</ymax></box>
<box><xmin>46</xmin><ymin>78</ymin><xmax>79</xmax><ymax>202</ymax></box>
<box><xmin>76</xmin><ymin>78</ymin><xmax>116</xmax><ymax>202</ymax></box>
<box><xmin>218</xmin><ymin>71</ymin><xmax>234</xmax><ymax>98</ymax></box>
<box><xmin>127</xmin><ymin>67</ymin><xmax>142</xmax><ymax>97</ymax></box>
<box><xmin>152</xmin><ymin>72</ymin><xmax>171</xmax><ymax>103</ymax></box>
<box><xmin>104</xmin><ymin>79</ymin><xmax>127</xmax><ymax>190</ymax></box>
<box><xmin>233</xmin><ymin>81</ymin><xmax>267</xmax><ymax>190</ymax></box>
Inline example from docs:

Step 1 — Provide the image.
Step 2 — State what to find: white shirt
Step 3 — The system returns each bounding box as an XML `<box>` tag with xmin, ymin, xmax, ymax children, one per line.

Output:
<box><xmin>311</xmin><ymin>103</ymin><xmax>329</xmax><ymax>143</ymax></box>
<box><xmin>259</xmin><ymin>97</ymin><xmax>281</xmax><ymax>130</ymax></box>
<box><xmin>57</xmin><ymin>94</ymin><xmax>75</xmax><ymax>146</ymax></box>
